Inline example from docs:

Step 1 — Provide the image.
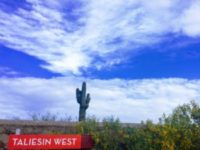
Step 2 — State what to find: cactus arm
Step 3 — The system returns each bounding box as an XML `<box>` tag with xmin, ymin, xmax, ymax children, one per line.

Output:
<box><xmin>84</xmin><ymin>94</ymin><xmax>90</xmax><ymax>109</ymax></box>
<box><xmin>86</xmin><ymin>93</ymin><xmax>90</xmax><ymax>104</ymax></box>
<box><xmin>76</xmin><ymin>88</ymin><xmax>81</xmax><ymax>104</ymax></box>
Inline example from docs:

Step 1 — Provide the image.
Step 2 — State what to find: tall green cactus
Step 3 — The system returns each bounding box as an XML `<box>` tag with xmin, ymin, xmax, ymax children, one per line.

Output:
<box><xmin>76</xmin><ymin>82</ymin><xmax>91</xmax><ymax>121</ymax></box>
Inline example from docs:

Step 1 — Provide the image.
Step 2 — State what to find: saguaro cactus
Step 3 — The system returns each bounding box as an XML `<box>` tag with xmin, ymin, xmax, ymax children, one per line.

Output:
<box><xmin>76</xmin><ymin>82</ymin><xmax>91</xmax><ymax>121</ymax></box>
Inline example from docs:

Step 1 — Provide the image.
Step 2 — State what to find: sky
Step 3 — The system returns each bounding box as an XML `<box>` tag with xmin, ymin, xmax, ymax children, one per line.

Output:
<box><xmin>0</xmin><ymin>0</ymin><xmax>200</xmax><ymax>123</ymax></box>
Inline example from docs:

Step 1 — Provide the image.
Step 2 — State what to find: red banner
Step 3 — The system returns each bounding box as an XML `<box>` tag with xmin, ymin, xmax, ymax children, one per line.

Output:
<box><xmin>8</xmin><ymin>134</ymin><xmax>93</xmax><ymax>149</ymax></box>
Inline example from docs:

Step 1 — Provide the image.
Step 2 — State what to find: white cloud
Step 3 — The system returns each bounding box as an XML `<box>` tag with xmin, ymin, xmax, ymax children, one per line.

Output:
<box><xmin>179</xmin><ymin>0</ymin><xmax>200</xmax><ymax>36</ymax></box>
<box><xmin>0</xmin><ymin>77</ymin><xmax>199</xmax><ymax>123</ymax></box>
<box><xmin>0</xmin><ymin>0</ymin><xmax>199</xmax><ymax>75</ymax></box>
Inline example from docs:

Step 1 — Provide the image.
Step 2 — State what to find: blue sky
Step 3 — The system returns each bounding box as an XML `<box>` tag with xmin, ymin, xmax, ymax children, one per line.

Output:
<box><xmin>0</xmin><ymin>0</ymin><xmax>200</xmax><ymax>122</ymax></box>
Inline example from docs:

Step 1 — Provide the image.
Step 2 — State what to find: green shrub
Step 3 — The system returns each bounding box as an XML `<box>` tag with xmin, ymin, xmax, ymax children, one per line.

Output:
<box><xmin>29</xmin><ymin>101</ymin><xmax>200</xmax><ymax>150</ymax></box>
<box><xmin>74</xmin><ymin>101</ymin><xmax>200</xmax><ymax>150</ymax></box>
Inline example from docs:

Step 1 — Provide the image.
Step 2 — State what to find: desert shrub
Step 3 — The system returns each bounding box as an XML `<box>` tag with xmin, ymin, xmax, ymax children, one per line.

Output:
<box><xmin>74</xmin><ymin>101</ymin><xmax>200</xmax><ymax>150</ymax></box>
<box><xmin>27</xmin><ymin>101</ymin><xmax>200</xmax><ymax>149</ymax></box>
<box><xmin>75</xmin><ymin>117</ymin><xmax>123</xmax><ymax>150</ymax></box>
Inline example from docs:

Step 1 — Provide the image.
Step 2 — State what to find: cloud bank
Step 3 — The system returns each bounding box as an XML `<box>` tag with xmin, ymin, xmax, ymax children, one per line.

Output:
<box><xmin>0</xmin><ymin>77</ymin><xmax>199</xmax><ymax>122</ymax></box>
<box><xmin>0</xmin><ymin>0</ymin><xmax>200</xmax><ymax>74</ymax></box>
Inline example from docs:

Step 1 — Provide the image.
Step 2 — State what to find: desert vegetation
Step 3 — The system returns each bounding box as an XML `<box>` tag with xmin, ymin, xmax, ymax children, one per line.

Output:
<box><xmin>29</xmin><ymin>101</ymin><xmax>200</xmax><ymax>150</ymax></box>
<box><xmin>75</xmin><ymin>101</ymin><xmax>200</xmax><ymax>150</ymax></box>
